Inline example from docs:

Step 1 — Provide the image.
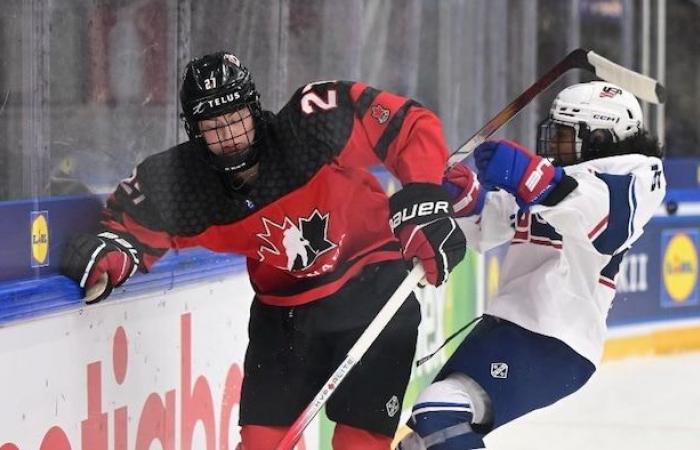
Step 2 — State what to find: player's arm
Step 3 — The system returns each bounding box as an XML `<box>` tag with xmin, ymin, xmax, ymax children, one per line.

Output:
<box><xmin>60</xmin><ymin>166</ymin><xmax>173</xmax><ymax>304</ymax></box>
<box><xmin>341</xmin><ymin>81</ymin><xmax>464</xmax><ymax>286</ymax></box>
<box><xmin>473</xmin><ymin>139</ymin><xmax>666</xmax><ymax>254</ymax></box>
<box><xmin>339</xmin><ymin>81</ymin><xmax>448</xmax><ymax>183</ymax></box>
<box><xmin>442</xmin><ymin>160</ymin><xmax>517</xmax><ymax>253</ymax></box>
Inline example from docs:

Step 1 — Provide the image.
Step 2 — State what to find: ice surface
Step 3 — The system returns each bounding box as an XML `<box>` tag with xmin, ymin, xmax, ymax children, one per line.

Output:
<box><xmin>485</xmin><ymin>351</ymin><xmax>700</xmax><ymax>450</ymax></box>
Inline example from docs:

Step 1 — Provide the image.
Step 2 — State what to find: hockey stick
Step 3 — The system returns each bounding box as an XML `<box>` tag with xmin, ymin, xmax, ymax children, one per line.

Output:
<box><xmin>274</xmin><ymin>264</ymin><xmax>426</xmax><ymax>450</ymax></box>
<box><xmin>449</xmin><ymin>48</ymin><xmax>666</xmax><ymax>163</ymax></box>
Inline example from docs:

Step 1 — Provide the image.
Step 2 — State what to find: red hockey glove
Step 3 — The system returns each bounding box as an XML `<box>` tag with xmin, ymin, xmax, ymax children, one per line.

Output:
<box><xmin>389</xmin><ymin>183</ymin><xmax>467</xmax><ymax>286</ymax></box>
<box><xmin>442</xmin><ymin>162</ymin><xmax>486</xmax><ymax>217</ymax></box>
<box><xmin>60</xmin><ymin>232</ymin><xmax>140</xmax><ymax>304</ymax></box>
<box><xmin>474</xmin><ymin>140</ymin><xmax>563</xmax><ymax>209</ymax></box>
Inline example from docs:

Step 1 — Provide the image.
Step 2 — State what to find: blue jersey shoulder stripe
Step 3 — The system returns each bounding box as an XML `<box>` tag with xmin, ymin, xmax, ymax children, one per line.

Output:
<box><xmin>593</xmin><ymin>173</ymin><xmax>636</xmax><ymax>255</ymax></box>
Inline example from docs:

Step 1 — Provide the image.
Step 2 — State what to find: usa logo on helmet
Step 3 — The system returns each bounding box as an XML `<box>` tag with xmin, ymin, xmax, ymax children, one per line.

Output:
<box><xmin>599</xmin><ymin>86</ymin><xmax>622</xmax><ymax>98</ymax></box>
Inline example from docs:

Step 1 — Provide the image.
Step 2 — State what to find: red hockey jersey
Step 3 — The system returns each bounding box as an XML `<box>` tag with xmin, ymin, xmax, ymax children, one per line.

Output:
<box><xmin>102</xmin><ymin>81</ymin><xmax>449</xmax><ymax>306</ymax></box>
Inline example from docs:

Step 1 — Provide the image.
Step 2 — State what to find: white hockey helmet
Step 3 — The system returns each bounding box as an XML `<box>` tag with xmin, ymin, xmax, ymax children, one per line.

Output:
<box><xmin>536</xmin><ymin>81</ymin><xmax>643</xmax><ymax>164</ymax></box>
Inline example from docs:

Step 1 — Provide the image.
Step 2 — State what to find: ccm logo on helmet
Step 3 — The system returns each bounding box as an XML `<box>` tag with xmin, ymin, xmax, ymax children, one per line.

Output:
<box><xmin>390</xmin><ymin>201</ymin><xmax>450</xmax><ymax>231</ymax></box>
<box><xmin>593</xmin><ymin>114</ymin><xmax>616</xmax><ymax>121</ymax></box>
<box><xmin>192</xmin><ymin>92</ymin><xmax>242</xmax><ymax>116</ymax></box>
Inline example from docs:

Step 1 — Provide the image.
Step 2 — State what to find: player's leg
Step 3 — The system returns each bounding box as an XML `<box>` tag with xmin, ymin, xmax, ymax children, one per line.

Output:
<box><xmin>238</xmin><ymin>425</ymin><xmax>290</xmax><ymax>450</ymax></box>
<box><xmin>399</xmin><ymin>315</ymin><xmax>596</xmax><ymax>449</ymax></box>
<box><xmin>238</xmin><ymin>295</ymin><xmax>332</xmax><ymax>449</ymax></box>
<box><xmin>324</xmin><ymin>260</ymin><xmax>422</xmax><ymax>449</ymax></box>
<box><xmin>331</xmin><ymin>424</ymin><xmax>394</xmax><ymax>450</ymax></box>
<box><xmin>398</xmin><ymin>373</ymin><xmax>490</xmax><ymax>449</ymax></box>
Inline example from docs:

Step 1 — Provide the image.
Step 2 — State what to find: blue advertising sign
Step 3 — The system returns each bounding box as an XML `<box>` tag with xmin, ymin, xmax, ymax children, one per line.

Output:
<box><xmin>0</xmin><ymin>195</ymin><xmax>104</xmax><ymax>281</ymax></box>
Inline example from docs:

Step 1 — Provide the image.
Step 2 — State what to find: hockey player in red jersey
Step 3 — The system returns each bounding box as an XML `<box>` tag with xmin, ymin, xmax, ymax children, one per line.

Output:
<box><xmin>59</xmin><ymin>51</ymin><xmax>466</xmax><ymax>449</ymax></box>
<box><xmin>398</xmin><ymin>81</ymin><xmax>666</xmax><ymax>449</ymax></box>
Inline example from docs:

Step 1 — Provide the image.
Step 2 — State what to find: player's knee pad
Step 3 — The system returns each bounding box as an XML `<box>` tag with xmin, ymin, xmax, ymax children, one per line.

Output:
<box><xmin>239</xmin><ymin>425</ymin><xmax>289</xmax><ymax>450</ymax></box>
<box><xmin>407</xmin><ymin>373</ymin><xmax>491</xmax><ymax>449</ymax></box>
<box><xmin>396</xmin><ymin>431</ymin><xmax>427</xmax><ymax>450</ymax></box>
<box><xmin>331</xmin><ymin>423</ymin><xmax>393</xmax><ymax>450</ymax></box>
<box><xmin>397</xmin><ymin>431</ymin><xmax>486</xmax><ymax>450</ymax></box>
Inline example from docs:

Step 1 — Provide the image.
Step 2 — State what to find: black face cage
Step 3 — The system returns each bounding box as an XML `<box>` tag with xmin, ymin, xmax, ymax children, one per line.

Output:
<box><xmin>536</xmin><ymin>117</ymin><xmax>581</xmax><ymax>165</ymax></box>
<box><xmin>182</xmin><ymin>95</ymin><xmax>262</xmax><ymax>140</ymax></box>
<box><xmin>198</xmin><ymin>102</ymin><xmax>264</xmax><ymax>174</ymax></box>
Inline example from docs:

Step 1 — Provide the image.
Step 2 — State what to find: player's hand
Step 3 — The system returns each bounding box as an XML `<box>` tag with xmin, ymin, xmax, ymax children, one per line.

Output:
<box><xmin>442</xmin><ymin>161</ymin><xmax>486</xmax><ymax>217</ymax></box>
<box><xmin>389</xmin><ymin>183</ymin><xmax>466</xmax><ymax>286</ymax></box>
<box><xmin>474</xmin><ymin>140</ymin><xmax>563</xmax><ymax>209</ymax></box>
<box><xmin>60</xmin><ymin>232</ymin><xmax>140</xmax><ymax>304</ymax></box>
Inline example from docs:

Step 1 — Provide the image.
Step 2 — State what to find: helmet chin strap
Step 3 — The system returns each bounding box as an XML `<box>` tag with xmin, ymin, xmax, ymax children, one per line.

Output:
<box><xmin>198</xmin><ymin>141</ymin><xmax>260</xmax><ymax>176</ymax></box>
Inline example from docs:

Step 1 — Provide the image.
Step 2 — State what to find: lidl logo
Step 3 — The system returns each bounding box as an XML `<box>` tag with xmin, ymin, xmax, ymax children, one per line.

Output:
<box><xmin>30</xmin><ymin>211</ymin><xmax>50</xmax><ymax>268</ymax></box>
<box><xmin>486</xmin><ymin>255</ymin><xmax>500</xmax><ymax>302</ymax></box>
<box><xmin>661</xmin><ymin>230</ymin><xmax>698</xmax><ymax>307</ymax></box>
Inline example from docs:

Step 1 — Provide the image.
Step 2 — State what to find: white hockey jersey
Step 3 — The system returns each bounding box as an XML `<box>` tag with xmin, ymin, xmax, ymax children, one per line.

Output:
<box><xmin>457</xmin><ymin>154</ymin><xmax>666</xmax><ymax>366</ymax></box>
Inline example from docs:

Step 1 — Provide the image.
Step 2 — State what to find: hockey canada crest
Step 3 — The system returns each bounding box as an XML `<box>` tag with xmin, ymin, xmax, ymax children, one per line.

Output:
<box><xmin>371</xmin><ymin>104</ymin><xmax>390</xmax><ymax>124</ymax></box>
<box><xmin>256</xmin><ymin>209</ymin><xmax>339</xmax><ymax>273</ymax></box>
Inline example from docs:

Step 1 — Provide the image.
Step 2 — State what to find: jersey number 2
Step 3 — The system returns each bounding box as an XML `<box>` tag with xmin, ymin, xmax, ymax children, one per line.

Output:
<box><xmin>301</xmin><ymin>82</ymin><xmax>338</xmax><ymax>114</ymax></box>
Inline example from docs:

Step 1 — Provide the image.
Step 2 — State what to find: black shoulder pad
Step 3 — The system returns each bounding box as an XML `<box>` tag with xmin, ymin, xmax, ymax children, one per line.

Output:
<box><xmin>540</xmin><ymin>174</ymin><xmax>578</xmax><ymax>206</ymax></box>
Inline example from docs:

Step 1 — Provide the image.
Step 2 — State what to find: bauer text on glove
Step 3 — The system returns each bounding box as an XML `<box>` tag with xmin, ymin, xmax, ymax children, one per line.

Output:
<box><xmin>389</xmin><ymin>183</ymin><xmax>467</xmax><ymax>286</ymax></box>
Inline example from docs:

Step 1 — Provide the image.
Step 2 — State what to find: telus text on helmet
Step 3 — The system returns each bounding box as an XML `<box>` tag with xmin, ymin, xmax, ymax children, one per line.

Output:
<box><xmin>192</xmin><ymin>92</ymin><xmax>241</xmax><ymax>116</ymax></box>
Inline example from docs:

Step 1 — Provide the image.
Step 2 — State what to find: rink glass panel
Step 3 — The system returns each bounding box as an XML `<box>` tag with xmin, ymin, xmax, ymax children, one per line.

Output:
<box><xmin>0</xmin><ymin>1</ymin><xmax>698</xmax><ymax>449</ymax></box>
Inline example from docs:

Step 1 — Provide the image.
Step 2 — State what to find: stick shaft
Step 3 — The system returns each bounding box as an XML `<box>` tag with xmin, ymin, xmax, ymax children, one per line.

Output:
<box><xmin>449</xmin><ymin>49</ymin><xmax>588</xmax><ymax>164</ymax></box>
<box><xmin>274</xmin><ymin>265</ymin><xmax>426</xmax><ymax>450</ymax></box>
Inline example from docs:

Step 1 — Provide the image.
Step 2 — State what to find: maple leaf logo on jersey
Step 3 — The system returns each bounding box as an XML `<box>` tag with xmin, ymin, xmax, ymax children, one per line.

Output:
<box><xmin>256</xmin><ymin>209</ymin><xmax>338</xmax><ymax>272</ymax></box>
<box><xmin>371</xmin><ymin>104</ymin><xmax>390</xmax><ymax>124</ymax></box>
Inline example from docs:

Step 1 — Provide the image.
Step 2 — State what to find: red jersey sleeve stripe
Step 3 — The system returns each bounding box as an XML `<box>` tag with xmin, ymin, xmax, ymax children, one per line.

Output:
<box><xmin>355</xmin><ymin>90</ymin><xmax>412</xmax><ymax>159</ymax></box>
<box><xmin>599</xmin><ymin>277</ymin><xmax>616</xmax><ymax>289</ymax></box>
<box><xmin>588</xmin><ymin>215</ymin><xmax>609</xmax><ymax>240</ymax></box>
<box><xmin>374</xmin><ymin>100</ymin><xmax>418</xmax><ymax>161</ymax></box>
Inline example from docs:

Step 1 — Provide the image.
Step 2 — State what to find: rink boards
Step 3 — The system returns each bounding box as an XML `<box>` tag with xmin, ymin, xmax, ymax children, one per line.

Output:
<box><xmin>1</xmin><ymin>160</ymin><xmax>699</xmax><ymax>448</ymax></box>
<box><xmin>1</xmin><ymin>215</ymin><xmax>698</xmax><ymax>449</ymax></box>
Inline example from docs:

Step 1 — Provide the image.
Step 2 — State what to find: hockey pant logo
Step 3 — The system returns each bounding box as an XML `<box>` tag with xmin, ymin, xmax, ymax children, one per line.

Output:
<box><xmin>490</xmin><ymin>362</ymin><xmax>509</xmax><ymax>379</ymax></box>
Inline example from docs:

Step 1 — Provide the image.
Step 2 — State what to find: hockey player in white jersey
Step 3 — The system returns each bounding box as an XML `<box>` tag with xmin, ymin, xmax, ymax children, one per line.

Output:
<box><xmin>398</xmin><ymin>81</ymin><xmax>666</xmax><ymax>449</ymax></box>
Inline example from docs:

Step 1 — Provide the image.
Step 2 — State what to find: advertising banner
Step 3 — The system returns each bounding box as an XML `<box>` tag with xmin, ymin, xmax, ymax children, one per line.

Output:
<box><xmin>0</xmin><ymin>275</ymin><xmax>320</xmax><ymax>450</ymax></box>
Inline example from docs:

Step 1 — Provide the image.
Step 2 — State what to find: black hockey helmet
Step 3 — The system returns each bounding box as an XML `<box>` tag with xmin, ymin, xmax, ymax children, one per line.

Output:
<box><xmin>180</xmin><ymin>51</ymin><xmax>263</xmax><ymax>173</ymax></box>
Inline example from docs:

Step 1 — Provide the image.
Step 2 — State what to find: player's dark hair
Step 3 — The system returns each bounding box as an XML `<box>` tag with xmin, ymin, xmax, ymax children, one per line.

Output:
<box><xmin>585</xmin><ymin>130</ymin><xmax>664</xmax><ymax>161</ymax></box>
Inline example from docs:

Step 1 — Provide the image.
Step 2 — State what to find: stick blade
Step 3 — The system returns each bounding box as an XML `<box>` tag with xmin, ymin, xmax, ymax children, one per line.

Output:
<box><xmin>586</xmin><ymin>51</ymin><xmax>666</xmax><ymax>104</ymax></box>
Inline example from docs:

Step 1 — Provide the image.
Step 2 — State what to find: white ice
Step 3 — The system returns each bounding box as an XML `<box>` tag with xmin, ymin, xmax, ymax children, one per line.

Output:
<box><xmin>484</xmin><ymin>351</ymin><xmax>700</xmax><ymax>450</ymax></box>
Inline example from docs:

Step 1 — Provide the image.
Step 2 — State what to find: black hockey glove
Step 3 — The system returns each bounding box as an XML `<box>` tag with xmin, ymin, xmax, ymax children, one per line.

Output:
<box><xmin>389</xmin><ymin>183</ymin><xmax>467</xmax><ymax>286</ymax></box>
<box><xmin>60</xmin><ymin>232</ymin><xmax>140</xmax><ymax>304</ymax></box>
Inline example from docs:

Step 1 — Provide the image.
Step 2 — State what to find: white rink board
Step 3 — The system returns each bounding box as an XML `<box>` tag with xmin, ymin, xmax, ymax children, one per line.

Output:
<box><xmin>0</xmin><ymin>274</ymin><xmax>320</xmax><ymax>450</ymax></box>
